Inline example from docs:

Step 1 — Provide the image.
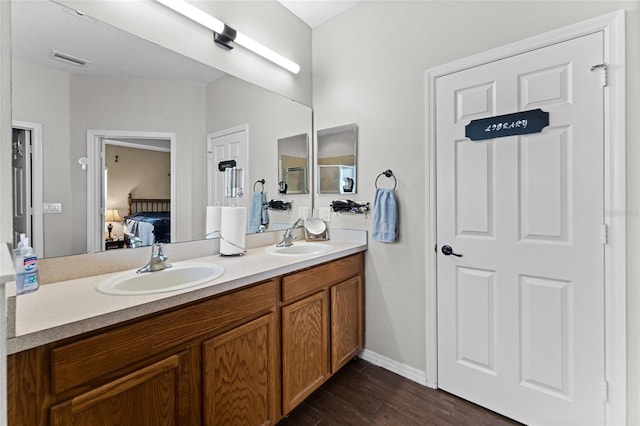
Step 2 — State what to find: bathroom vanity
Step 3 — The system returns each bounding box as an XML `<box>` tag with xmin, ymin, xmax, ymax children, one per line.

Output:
<box><xmin>7</xmin><ymin>241</ymin><xmax>365</xmax><ymax>425</ymax></box>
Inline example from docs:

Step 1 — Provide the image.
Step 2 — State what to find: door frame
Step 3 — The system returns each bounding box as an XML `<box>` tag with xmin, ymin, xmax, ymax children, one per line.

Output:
<box><xmin>425</xmin><ymin>10</ymin><xmax>626</xmax><ymax>424</ymax></box>
<box><xmin>12</xmin><ymin>120</ymin><xmax>43</xmax><ymax>259</ymax></box>
<box><xmin>86</xmin><ymin>130</ymin><xmax>176</xmax><ymax>253</ymax></box>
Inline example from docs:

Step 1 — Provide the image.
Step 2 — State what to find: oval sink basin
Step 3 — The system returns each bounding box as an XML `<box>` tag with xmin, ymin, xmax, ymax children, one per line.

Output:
<box><xmin>265</xmin><ymin>242</ymin><xmax>333</xmax><ymax>256</ymax></box>
<box><xmin>97</xmin><ymin>262</ymin><xmax>224</xmax><ymax>296</ymax></box>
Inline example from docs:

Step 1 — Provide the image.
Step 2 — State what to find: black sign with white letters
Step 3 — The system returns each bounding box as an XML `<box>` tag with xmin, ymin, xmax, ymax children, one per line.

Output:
<box><xmin>465</xmin><ymin>108</ymin><xmax>549</xmax><ymax>141</ymax></box>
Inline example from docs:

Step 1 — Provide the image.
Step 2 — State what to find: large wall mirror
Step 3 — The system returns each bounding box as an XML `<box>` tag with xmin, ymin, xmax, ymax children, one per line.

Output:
<box><xmin>316</xmin><ymin>123</ymin><xmax>358</xmax><ymax>194</ymax></box>
<box><xmin>11</xmin><ymin>0</ymin><xmax>312</xmax><ymax>259</ymax></box>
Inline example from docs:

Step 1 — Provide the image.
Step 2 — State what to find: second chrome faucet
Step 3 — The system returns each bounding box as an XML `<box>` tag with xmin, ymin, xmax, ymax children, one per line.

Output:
<box><xmin>276</xmin><ymin>218</ymin><xmax>303</xmax><ymax>248</ymax></box>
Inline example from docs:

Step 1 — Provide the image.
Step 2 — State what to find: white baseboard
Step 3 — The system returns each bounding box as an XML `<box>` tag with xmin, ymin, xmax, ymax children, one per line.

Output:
<box><xmin>358</xmin><ymin>348</ymin><xmax>432</xmax><ymax>387</ymax></box>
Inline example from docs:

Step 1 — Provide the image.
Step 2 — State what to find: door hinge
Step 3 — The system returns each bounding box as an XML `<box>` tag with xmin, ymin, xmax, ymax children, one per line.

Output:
<box><xmin>603</xmin><ymin>380</ymin><xmax>609</xmax><ymax>402</ymax></box>
<box><xmin>601</xmin><ymin>224</ymin><xmax>608</xmax><ymax>245</ymax></box>
<box><xmin>590</xmin><ymin>63</ymin><xmax>608</xmax><ymax>87</ymax></box>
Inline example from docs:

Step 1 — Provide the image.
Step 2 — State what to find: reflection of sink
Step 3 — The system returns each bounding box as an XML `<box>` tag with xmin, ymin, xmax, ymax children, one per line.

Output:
<box><xmin>266</xmin><ymin>242</ymin><xmax>333</xmax><ymax>256</ymax></box>
<box><xmin>97</xmin><ymin>262</ymin><xmax>224</xmax><ymax>295</ymax></box>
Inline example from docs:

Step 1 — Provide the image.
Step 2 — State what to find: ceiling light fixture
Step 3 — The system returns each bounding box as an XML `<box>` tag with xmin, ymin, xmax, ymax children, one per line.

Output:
<box><xmin>155</xmin><ymin>0</ymin><xmax>300</xmax><ymax>74</ymax></box>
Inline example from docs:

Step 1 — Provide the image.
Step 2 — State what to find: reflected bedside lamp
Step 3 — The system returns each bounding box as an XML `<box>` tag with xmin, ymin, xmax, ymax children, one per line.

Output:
<box><xmin>105</xmin><ymin>209</ymin><xmax>122</xmax><ymax>240</ymax></box>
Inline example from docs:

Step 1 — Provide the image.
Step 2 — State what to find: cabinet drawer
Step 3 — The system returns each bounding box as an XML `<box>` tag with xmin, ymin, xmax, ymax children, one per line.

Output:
<box><xmin>50</xmin><ymin>352</ymin><xmax>189</xmax><ymax>426</ymax></box>
<box><xmin>281</xmin><ymin>253</ymin><xmax>362</xmax><ymax>303</ymax></box>
<box><xmin>51</xmin><ymin>279</ymin><xmax>277</xmax><ymax>394</ymax></box>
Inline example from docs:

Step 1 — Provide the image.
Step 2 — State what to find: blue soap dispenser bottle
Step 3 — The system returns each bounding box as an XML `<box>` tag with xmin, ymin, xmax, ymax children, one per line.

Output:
<box><xmin>15</xmin><ymin>237</ymin><xmax>39</xmax><ymax>295</ymax></box>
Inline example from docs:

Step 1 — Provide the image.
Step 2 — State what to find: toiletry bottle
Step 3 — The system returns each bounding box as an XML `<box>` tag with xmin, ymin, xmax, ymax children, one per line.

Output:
<box><xmin>15</xmin><ymin>237</ymin><xmax>39</xmax><ymax>295</ymax></box>
<box><xmin>14</xmin><ymin>233</ymin><xmax>26</xmax><ymax>257</ymax></box>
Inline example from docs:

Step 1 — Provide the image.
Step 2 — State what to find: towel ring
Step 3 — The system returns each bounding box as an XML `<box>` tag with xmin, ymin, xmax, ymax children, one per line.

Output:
<box><xmin>253</xmin><ymin>179</ymin><xmax>265</xmax><ymax>193</ymax></box>
<box><xmin>375</xmin><ymin>169</ymin><xmax>397</xmax><ymax>190</ymax></box>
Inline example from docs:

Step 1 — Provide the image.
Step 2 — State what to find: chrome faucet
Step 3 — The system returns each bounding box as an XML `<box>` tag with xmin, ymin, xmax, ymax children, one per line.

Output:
<box><xmin>137</xmin><ymin>243</ymin><xmax>172</xmax><ymax>273</ymax></box>
<box><xmin>276</xmin><ymin>218</ymin><xmax>303</xmax><ymax>247</ymax></box>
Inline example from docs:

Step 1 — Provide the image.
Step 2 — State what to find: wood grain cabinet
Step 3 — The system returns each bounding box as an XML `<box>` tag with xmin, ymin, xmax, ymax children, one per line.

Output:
<box><xmin>203</xmin><ymin>313</ymin><xmax>277</xmax><ymax>426</ymax></box>
<box><xmin>281</xmin><ymin>253</ymin><xmax>364</xmax><ymax>414</ymax></box>
<box><xmin>8</xmin><ymin>252</ymin><xmax>364</xmax><ymax>425</ymax></box>
<box><xmin>9</xmin><ymin>279</ymin><xmax>278</xmax><ymax>425</ymax></box>
<box><xmin>50</xmin><ymin>352</ymin><xmax>190</xmax><ymax>425</ymax></box>
<box><xmin>330</xmin><ymin>275</ymin><xmax>363</xmax><ymax>373</ymax></box>
<box><xmin>281</xmin><ymin>291</ymin><xmax>330</xmax><ymax>413</ymax></box>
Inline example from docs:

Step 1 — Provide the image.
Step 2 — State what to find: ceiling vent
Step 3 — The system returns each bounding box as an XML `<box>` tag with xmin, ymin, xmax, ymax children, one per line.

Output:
<box><xmin>50</xmin><ymin>50</ymin><xmax>90</xmax><ymax>67</ymax></box>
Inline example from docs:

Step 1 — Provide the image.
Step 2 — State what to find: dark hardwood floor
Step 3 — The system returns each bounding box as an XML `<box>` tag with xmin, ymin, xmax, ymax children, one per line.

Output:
<box><xmin>278</xmin><ymin>358</ymin><xmax>522</xmax><ymax>426</ymax></box>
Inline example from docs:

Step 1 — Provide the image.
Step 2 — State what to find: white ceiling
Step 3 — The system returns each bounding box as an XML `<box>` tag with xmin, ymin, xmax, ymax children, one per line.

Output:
<box><xmin>11</xmin><ymin>1</ymin><xmax>360</xmax><ymax>81</ymax></box>
<box><xmin>278</xmin><ymin>0</ymin><xmax>361</xmax><ymax>28</ymax></box>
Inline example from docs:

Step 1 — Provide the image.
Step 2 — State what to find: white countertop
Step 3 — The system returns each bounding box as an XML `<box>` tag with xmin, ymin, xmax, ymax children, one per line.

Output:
<box><xmin>7</xmin><ymin>238</ymin><xmax>366</xmax><ymax>355</ymax></box>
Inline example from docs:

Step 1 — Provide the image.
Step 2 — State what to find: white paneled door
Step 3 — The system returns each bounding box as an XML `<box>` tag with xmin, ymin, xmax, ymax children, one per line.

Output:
<box><xmin>436</xmin><ymin>32</ymin><xmax>605</xmax><ymax>425</ymax></box>
<box><xmin>207</xmin><ymin>125</ymin><xmax>248</xmax><ymax>208</ymax></box>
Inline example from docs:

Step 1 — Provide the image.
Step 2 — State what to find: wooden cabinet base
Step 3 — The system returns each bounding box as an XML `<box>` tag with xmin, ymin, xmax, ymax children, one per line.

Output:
<box><xmin>281</xmin><ymin>253</ymin><xmax>364</xmax><ymax>415</ymax></box>
<box><xmin>8</xmin><ymin>252</ymin><xmax>365</xmax><ymax>425</ymax></box>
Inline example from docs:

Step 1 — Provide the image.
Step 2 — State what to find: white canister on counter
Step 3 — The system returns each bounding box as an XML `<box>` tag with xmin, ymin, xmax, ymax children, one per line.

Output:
<box><xmin>220</xmin><ymin>206</ymin><xmax>247</xmax><ymax>256</ymax></box>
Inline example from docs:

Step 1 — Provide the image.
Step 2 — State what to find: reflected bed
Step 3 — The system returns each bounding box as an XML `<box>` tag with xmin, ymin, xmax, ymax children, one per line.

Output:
<box><xmin>124</xmin><ymin>193</ymin><xmax>171</xmax><ymax>246</ymax></box>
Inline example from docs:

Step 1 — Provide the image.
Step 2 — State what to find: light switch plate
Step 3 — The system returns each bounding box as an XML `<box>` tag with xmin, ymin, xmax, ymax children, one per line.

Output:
<box><xmin>43</xmin><ymin>203</ymin><xmax>62</xmax><ymax>214</ymax></box>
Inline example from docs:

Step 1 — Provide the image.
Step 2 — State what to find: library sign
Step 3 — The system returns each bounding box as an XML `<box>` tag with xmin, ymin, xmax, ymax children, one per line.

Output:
<box><xmin>465</xmin><ymin>108</ymin><xmax>549</xmax><ymax>141</ymax></box>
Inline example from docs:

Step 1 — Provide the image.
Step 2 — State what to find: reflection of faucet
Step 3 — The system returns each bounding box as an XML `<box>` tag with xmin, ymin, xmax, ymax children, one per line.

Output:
<box><xmin>137</xmin><ymin>243</ymin><xmax>172</xmax><ymax>273</ymax></box>
<box><xmin>276</xmin><ymin>218</ymin><xmax>303</xmax><ymax>247</ymax></box>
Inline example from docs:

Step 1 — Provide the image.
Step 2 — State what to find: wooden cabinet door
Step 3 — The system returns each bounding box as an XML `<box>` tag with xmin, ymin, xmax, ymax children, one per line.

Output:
<box><xmin>331</xmin><ymin>276</ymin><xmax>364</xmax><ymax>373</ymax></box>
<box><xmin>50</xmin><ymin>352</ymin><xmax>190</xmax><ymax>425</ymax></box>
<box><xmin>203</xmin><ymin>314</ymin><xmax>276</xmax><ymax>426</ymax></box>
<box><xmin>281</xmin><ymin>291</ymin><xmax>329</xmax><ymax>414</ymax></box>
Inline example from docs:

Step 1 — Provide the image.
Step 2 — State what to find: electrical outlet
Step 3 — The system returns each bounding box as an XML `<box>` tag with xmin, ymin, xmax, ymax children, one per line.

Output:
<box><xmin>319</xmin><ymin>207</ymin><xmax>331</xmax><ymax>222</ymax></box>
<box><xmin>43</xmin><ymin>202</ymin><xmax>62</xmax><ymax>214</ymax></box>
<box><xmin>298</xmin><ymin>207</ymin><xmax>309</xmax><ymax>220</ymax></box>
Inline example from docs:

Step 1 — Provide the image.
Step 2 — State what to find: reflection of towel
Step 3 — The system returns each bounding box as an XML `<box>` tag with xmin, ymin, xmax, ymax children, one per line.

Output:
<box><xmin>261</xmin><ymin>193</ymin><xmax>270</xmax><ymax>226</ymax></box>
<box><xmin>248</xmin><ymin>192</ymin><xmax>269</xmax><ymax>233</ymax></box>
<box><xmin>373</xmin><ymin>188</ymin><xmax>398</xmax><ymax>243</ymax></box>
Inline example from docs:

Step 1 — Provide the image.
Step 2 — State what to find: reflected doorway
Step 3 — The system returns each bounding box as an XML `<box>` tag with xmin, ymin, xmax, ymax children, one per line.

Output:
<box><xmin>87</xmin><ymin>130</ymin><xmax>176</xmax><ymax>253</ymax></box>
<box><xmin>11</xmin><ymin>121</ymin><xmax>43</xmax><ymax>258</ymax></box>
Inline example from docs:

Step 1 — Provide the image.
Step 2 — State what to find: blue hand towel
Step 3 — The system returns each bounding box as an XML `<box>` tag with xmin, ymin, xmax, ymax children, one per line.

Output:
<box><xmin>373</xmin><ymin>188</ymin><xmax>398</xmax><ymax>243</ymax></box>
<box><xmin>248</xmin><ymin>192</ymin><xmax>267</xmax><ymax>233</ymax></box>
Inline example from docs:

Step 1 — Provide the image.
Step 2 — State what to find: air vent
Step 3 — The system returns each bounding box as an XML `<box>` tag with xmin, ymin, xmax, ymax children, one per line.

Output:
<box><xmin>49</xmin><ymin>50</ymin><xmax>90</xmax><ymax>67</ymax></box>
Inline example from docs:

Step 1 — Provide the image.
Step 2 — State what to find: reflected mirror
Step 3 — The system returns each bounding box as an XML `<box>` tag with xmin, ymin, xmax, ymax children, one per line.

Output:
<box><xmin>11</xmin><ymin>0</ymin><xmax>313</xmax><ymax>258</ymax></box>
<box><xmin>277</xmin><ymin>134</ymin><xmax>309</xmax><ymax>195</ymax></box>
<box><xmin>316</xmin><ymin>123</ymin><xmax>357</xmax><ymax>194</ymax></box>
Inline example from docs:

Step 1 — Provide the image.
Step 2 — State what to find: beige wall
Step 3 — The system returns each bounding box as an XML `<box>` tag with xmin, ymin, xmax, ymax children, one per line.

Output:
<box><xmin>70</xmin><ymin>75</ymin><xmax>205</xmax><ymax>252</ymax></box>
<box><xmin>206</xmin><ymin>74</ymin><xmax>313</xmax><ymax>225</ymax></box>
<box><xmin>11</xmin><ymin>65</ymin><xmax>206</xmax><ymax>256</ymax></box>
<box><xmin>12</xmin><ymin>60</ymin><xmax>72</xmax><ymax>258</ymax></box>
<box><xmin>312</xmin><ymin>0</ymin><xmax>639</xmax><ymax>422</ymax></box>
<box><xmin>0</xmin><ymin>1</ymin><xmax>10</xmax><ymax>250</ymax></box>
<box><xmin>0</xmin><ymin>3</ymin><xmax>10</xmax><ymax>424</ymax></box>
